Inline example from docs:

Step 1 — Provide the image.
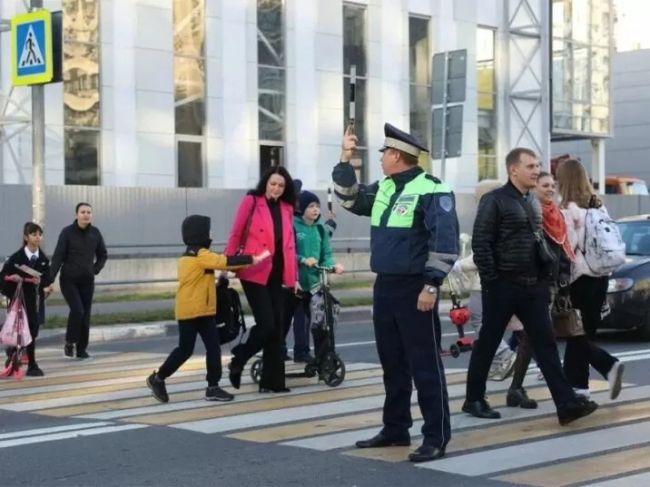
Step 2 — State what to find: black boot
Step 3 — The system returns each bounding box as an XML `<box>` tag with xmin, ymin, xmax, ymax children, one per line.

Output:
<box><xmin>506</xmin><ymin>387</ymin><xmax>538</xmax><ymax>409</ymax></box>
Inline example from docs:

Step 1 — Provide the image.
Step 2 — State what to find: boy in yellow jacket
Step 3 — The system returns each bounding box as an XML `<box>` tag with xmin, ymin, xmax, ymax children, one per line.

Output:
<box><xmin>146</xmin><ymin>215</ymin><xmax>268</xmax><ymax>402</ymax></box>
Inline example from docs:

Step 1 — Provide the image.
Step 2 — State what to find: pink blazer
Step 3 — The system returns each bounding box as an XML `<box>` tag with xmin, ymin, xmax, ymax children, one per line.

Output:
<box><xmin>225</xmin><ymin>194</ymin><xmax>297</xmax><ymax>287</ymax></box>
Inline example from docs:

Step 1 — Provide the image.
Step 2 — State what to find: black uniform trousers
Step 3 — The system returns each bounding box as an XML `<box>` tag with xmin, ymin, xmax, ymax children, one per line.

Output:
<box><xmin>373</xmin><ymin>274</ymin><xmax>451</xmax><ymax>449</ymax></box>
<box><xmin>232</xmin><ymin>275</ymin><xmax>286</xmax><ymax>390</ymax></box>
<box><xmin>158</xmin><ymin>316</ymin><xmax>222</xmax><ymax>386</ymax></box>
<box><xmin>60</xmin><ymin>276</ymin><xmax>94</xmax><ymax>353</ymax></box>
<box><xmin>563</xmin><ymin>275</ymin><xmax>617</xmax><ymax>389</ymax></box>
<box><xmin>466</xmin><ymin>278</ymin><xmax>574</xmax><ymax>407</ymax></box>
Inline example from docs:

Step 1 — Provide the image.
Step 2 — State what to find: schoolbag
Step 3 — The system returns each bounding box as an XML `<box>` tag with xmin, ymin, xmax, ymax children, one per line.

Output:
<box><xmin>215</xmin><ymin>276</ymin><xmax>246</xmax><ymax>344</ymax></box>
<box><xmin>581</xmin><ymin>206</ymin><xmax>626</xmax><ymax>276</ymax></box>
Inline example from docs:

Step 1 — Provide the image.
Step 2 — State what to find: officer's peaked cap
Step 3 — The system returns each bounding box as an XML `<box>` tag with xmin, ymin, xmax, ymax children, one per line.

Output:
<box><xmin>379</xmin><ymin>123</ymin><xmax>428</xmax><ymax>157</ymax></box>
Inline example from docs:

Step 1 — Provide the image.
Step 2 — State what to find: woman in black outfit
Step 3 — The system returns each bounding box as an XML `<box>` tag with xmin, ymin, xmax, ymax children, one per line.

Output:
<box><xmin>1</xmin><ymin>222</ymin><xmax>54</xmax><ymax>376</ymax></box>
<box><xmin>50</xmin><ymin>202</ymin><xmax>108</xmax><ymax>359</ymax></box>
<box><xmin>224</xmin><ymin>166</ymin><xmax>298</xmax><ymax>393</ymax></box>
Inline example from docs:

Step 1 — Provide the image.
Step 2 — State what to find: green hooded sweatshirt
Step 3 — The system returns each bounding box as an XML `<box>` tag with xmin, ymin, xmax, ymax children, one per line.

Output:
<box><xmin>294</xmin><ymin>215</ymin><xmax>335</xmax><ymax>291</ymax></box>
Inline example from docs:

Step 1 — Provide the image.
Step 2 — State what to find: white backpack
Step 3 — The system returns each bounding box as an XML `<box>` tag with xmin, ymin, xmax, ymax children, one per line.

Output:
<box><xmin>581</xmin><ymin>207</ymin><xmax>626</xmax><ymax>275</ymax></box>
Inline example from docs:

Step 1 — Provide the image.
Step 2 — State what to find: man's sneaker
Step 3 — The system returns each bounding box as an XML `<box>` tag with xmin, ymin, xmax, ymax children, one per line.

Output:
<box><xmin>76</xmin><ymin>351</ymin><xmax>91</xmax><ymax>360</ymax></box>
<box><xmin>608</xmin><ymin>361</ymin><xmax>624</xmax><ymax>400</ymax></box>
<box><xmin>63</xmin><ymin>343</ymin><xmax>74</xmax><ymax>358</ymax></box>
<box><xmin>205</xmin><ymin>385</ymin><xmax>234</xmax><ymax>402</ymax></box>
<box><xmin>558</xmin><ymin>399</ymin><xmax>598</xmax><ymax>426</ymax></box>
<box><xmin>146</xmin><ymin>372</ymin><xmax>169</xmax><ymax>403</ymax></box>
<box><xmin>26</xmin><ymin>364</ymin><xmax>44</xmax><ymax>377</ymax></box>
<box><xmin>488</xmin><ymin>349</ymin><xmax>517</xmax><ymax>381</ymax></box>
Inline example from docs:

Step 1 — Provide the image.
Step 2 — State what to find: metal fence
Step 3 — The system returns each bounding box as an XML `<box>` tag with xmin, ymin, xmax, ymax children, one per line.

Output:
<box><xmin>0</xmin><ymin>184</ymin><xmax>648</xmax><ymax>259</ymax></box>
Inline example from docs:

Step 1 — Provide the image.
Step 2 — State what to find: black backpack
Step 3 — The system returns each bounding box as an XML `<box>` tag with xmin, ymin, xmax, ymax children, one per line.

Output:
<box><xmin>215</xmin><ymin>276</ymin><xmax>246</xmax><ymax>344</ymax></box>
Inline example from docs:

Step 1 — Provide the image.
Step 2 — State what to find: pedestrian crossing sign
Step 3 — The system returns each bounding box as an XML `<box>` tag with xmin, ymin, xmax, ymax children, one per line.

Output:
<box><xmin>11</xmin><ymin>10</ymin><xmax>53</xmax><ymax>86</ymax></box>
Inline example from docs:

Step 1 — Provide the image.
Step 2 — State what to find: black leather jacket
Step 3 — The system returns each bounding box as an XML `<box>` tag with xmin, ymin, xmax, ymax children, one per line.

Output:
<box><xmin>472</xmin><ymin>181</ymin><xmax>542</xmax><ymax>284</ymax></box>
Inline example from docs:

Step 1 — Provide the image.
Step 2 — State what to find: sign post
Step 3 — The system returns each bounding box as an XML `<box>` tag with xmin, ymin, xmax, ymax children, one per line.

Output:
<box><xmin>11</xmin><ymin>4</ymin><xmax>51</xmax><ymax>226</ymax></box>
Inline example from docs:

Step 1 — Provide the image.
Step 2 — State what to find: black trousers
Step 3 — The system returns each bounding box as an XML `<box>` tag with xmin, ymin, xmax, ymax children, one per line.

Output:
<box><xmin>466</xmin><ymin>278</ymin><xmax>574</xmax><ymax>408</ymax></box>
<box><xmin>373</xmin><ymin>275</ymin><xmax>450</xmax><ymax>449</ymax></box>
<box><xmin>158</xmin><ymin>316</ymin><xmax>222</xmax><ymax>386</ymax></box>
<box><xmin>282</xmin><ymin>289</ymin><xmax>311</xmax><ymax>357</ymax></box>
<box><xmin>60</xmin><ymin>277</ymin><xmax>94</xmax><ymax>353</ymax></box>
<box><xmin>563</xmin><ymin>275</ymin><xmax>617</xmax><ymax>389</ymax></box>
<box><xmin>232</xmin><ymin>277</ymin><xmax>286</xmax><ymax>390</ymax></box>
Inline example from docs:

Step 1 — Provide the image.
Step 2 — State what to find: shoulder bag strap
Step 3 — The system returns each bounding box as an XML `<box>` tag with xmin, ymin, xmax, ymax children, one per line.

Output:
<box><xmin>237</xmin><ymin>195</ymin><xmax>257</xmax><ymax>255</ymax></box>
<box><xmin>513</xmin><ymin>195</ymin><xmax>540</xmax><ymax>239</ymax></box>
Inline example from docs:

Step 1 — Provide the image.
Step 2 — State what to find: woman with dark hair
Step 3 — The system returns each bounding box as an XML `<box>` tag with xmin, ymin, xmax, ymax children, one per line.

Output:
<box><xmin>50</xmin><ymin>202</ymin><xmax>107</xmax><ymax>360</ymax></box>
<box><xmin>225</xmin><ymin>166</ymin><xmax>298</xmax><ymax>393</ymax></box>
<box><xmin>1</xmin><ymin>222</ymin><xmax>54</xmax><ymax>376</ymax></box>
<box><xmin>556</xmin><ymin>159</ymin><xmax>623</xmax><ymax>400</ymax></box>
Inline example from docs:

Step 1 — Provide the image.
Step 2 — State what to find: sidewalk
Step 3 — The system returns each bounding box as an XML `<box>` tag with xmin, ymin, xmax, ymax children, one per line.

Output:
<box><xmin>39</xmin><ymin>295</ymin><xmax>454</xmax><ymax>346</ymax></box>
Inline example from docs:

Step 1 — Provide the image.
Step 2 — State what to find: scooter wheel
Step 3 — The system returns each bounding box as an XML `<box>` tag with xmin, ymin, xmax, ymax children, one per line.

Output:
<box><xmin>324</xmin><ymin>356</ymin><xmax>345</xmax><ymax>387</ymax></box>
<box><xmin>449</xmin><ymin>344</ymin><xmax>461</xmax><ymax>358</ymax></box>
<box><xmin>250</xmin><ymin>359</ymin><xmax>263</xmax><ymax>384</ymax></box>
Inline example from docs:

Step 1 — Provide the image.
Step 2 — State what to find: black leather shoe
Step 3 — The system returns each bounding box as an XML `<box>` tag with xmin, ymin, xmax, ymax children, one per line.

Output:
<box><xmin>558</xmin><ymin>399</ymin><xmax>598</xmax><ymax>426</ymax></box>
<box><xmin>355</xmin><ymin>433</ymin><xmax>411</xmax><ymax>448</ymax></box>
<box><xmin>26</xmin><ymin>364</ymin><xmax>44</xmax><ymax>377</ymax></box>
<box><xmin>506</xmin><ymin>388</ymin><xmax>538</xmax><ymax>409</ymax></box>
<box><xmin>408</xmin><ymin>444</ymin><xmax>446</xmax><ymax>463</ymax></box>
<box><xmin>462</xmin><ymin>399</ymin><xmax>501</xmax><ymax>419</ymax></box>
<box><xmin>259</xmin><ymin>386</ymin><xmax>291</xmax><ymax>393</ymax></box>
<box><xmin>228</xmin><ymin>360</ymin><xmax>243</xmax><ymax>390</ymax></box>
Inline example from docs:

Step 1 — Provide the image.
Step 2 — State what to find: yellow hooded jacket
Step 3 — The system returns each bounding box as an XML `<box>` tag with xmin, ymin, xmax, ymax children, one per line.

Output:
<box><xmin>175</xmin><ymin>249</ymin><xmax>249</xmax><ymax>320</ymax></box>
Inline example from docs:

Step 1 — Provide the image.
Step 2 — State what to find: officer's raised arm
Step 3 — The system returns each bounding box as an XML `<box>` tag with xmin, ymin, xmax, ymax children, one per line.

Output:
<box><xmin>332</xmin><ymin>126</ymin><xmax>378</xmax><ymax>217</ymax></box>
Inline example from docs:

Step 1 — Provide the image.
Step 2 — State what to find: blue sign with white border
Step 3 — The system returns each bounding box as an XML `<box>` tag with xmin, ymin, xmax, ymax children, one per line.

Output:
<box><xmin>11</xmin><ymin>10</ymin><xmax>53</xmax><ymax>86</ymax></box>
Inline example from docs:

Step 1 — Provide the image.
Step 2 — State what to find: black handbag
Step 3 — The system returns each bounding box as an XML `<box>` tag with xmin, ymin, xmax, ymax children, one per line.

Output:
<box><xmin>215</xmin><ymin>276</ymin><xmax>246</xmax><ymax>344</ymax></box>
<box><xmin>552</xmin><ymin>295</ymin><xmax>584</xmax><ymax>338</ymax></box>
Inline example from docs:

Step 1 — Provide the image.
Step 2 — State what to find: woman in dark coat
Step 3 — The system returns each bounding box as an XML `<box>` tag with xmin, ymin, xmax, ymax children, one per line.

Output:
<box><xmin>1</xmin><ymin>222</ymin><xmax>54</xmax><ymax>376</ymax></box>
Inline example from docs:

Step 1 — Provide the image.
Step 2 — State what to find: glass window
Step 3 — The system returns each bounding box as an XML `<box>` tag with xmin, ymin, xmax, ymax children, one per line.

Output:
<box><xmin>64</xmin><ymin>129</ymin><xmax>100</xmax><ymax>185</ymax></box>
<box><xmin>63</xmin><ymin>0</ymin><xmax>100</xmax><ymax>185</ymax></box>
<box><xmin>174</xmin><ymin>57</ymin><xmax>205</xmax><ymax>136</ymax></box>
<box><xmin>177</xmin><ymin>140</ymin><xmax>203</xmax><ymax>187</ymax></box>
<box><xmin>174</xmin><ymin>0</ymin><xmax>205</xmax><ymax>187</ymax></box>
<box><xmin>173</xmin><ymin>0</ymin><xmax>205</xmax><ymax>56</ymax></box>
<box><xmin>551</xmin><ymin>0</ymin><xmax>612</xmax><ymax>136</ymax></box>
<box><xmin>257</xmin><ymin>0</ymin><xmax>285</xmax><ymax>162</ymax></box>
<box><xmin>343</xmin><ymin>3</ymin><xmax>367</xmax><ymax>182</ymax></box>
<box><xmin>409</xmin><ymin>16</ymin><xmax>430</xmax><ymax>162</ymax></box>
<box><xmin>477</xmin><ymin>27</ymin><xmax>497</xmax><ymax>181</ymax></box>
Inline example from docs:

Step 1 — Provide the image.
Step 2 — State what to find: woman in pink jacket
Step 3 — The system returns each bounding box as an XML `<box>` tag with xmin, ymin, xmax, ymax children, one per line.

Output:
<box><xmin>225</xmin><ymin>166</ymin><xmax>297</xmax><ymax>393</ymax></box>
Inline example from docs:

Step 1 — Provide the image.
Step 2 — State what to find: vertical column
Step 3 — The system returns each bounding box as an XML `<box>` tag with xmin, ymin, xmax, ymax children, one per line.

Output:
<box><xmin>285</xmin><ymin>0</ymin><xmax>317</xmax><ymax>186</ymax></box>
<box><xmin>220</xmin><ymin>0</ymin><xmax>256</xmax><ymax>188</ymax></box>
<box><xmin>205</xmin><ymin>1</ymin><xmax>223</xmax><ymax>187</ymax></box>
<box><xmin>591</xmin><ymin>138</ymin><xmax>605</xmax><ymax>195</ymax></box>
<box><xmin>31</xmin><ymin>0</ymin><xmax>45</xmax><ymax>223</ymax></box>
<box><xmin>315</xmin><ymin>0</ymin><xmax>343</xmax><ymax>186</ymax></box>
<box><xmin>110</xmin><ymin>0</ymin><xmax>137</xmax><ymax>186</ymax></box>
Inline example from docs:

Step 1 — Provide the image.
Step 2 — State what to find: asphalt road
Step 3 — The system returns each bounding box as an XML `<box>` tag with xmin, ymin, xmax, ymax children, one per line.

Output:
<box><xmin>2</xmin><ymin>315</ymin><xmax>650</xmax><ymax>487</ymax></box>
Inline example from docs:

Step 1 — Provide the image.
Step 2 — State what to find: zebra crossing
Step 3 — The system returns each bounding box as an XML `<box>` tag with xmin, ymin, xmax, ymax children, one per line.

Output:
<box><xmin>2</xmin><ymin>347</ymin><xmax>650</xmax><ymax>486</ymax></box>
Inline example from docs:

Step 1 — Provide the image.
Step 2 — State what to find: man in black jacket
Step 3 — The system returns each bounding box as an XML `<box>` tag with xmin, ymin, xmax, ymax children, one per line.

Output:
<box><xmin>50</xmin><ymin>202</ymin><xmax>108</xmax><ymax>359</ymax></box>
<box><xmin>462</xmin><ymin>148</ymin><xmax>598</xmax><ymax>426</ymax></box>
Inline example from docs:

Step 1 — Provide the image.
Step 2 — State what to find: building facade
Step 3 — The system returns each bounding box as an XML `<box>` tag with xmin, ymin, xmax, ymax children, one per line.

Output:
<box><xmin>0</xmin><ymin>0</ymin><xmax>612</xmax><ymax>194</ymax></box>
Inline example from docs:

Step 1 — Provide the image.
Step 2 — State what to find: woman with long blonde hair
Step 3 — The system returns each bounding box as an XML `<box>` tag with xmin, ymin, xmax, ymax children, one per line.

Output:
<box><xmin>555</xmin><ymin>159</ymin><xmax>623</xmax><ymax>400</ymax></box>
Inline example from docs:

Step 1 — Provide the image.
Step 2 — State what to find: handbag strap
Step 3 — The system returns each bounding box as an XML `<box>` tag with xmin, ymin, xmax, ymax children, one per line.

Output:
<box><xmin>237</xmin><ymin>195</ymin><xmax>256</xmax><ymax>253</ymax></box>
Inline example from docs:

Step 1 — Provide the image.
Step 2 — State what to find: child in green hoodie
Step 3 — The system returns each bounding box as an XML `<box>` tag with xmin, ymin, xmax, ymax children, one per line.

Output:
<box><xmin>294</xmin><ymin>191</ymin><xmax>344</xmax><ymax>362</ymax></box>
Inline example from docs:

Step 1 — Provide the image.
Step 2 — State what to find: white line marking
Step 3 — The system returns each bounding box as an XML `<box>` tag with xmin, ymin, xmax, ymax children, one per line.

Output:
<box><xmin>0</xmin><ymin>422</ymin><xmax>113</xmax><ymax>440</ymax></box>
<box><xmin>0</xmin><ymin>424</ymin><xmax>148</xmax><ymax>449</ymax></box>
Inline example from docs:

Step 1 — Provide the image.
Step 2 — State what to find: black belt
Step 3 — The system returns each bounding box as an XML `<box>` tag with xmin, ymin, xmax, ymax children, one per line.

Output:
<box><xmin>500</xmin><ymin>273</ymin><xmax>540</xmax><ymax>286</ymax></box>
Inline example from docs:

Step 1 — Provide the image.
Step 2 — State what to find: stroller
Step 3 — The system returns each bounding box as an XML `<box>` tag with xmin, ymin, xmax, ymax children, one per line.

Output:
<box><xmin>0</xmin><ymin>281</ymin><xmax>33</xmax><ymax>380</ymax></box>
<box><xmin>250</xmin><ymin>266</ymin><xmax>346</xmax><ymax>387</ymax></box>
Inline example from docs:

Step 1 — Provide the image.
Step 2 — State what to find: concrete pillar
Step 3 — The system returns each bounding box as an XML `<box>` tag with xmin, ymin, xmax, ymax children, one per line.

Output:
<box><xmin>591</xmin><ymin>138</ymin><xmax>606</xmax><ymax>194</ymax></box>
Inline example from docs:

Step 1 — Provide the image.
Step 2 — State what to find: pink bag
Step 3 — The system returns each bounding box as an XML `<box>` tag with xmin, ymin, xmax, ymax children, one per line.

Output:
<box><xmin>0</xmin><ymin>282</ymin><xmax>32</xmax><ymax>348</ymax></box>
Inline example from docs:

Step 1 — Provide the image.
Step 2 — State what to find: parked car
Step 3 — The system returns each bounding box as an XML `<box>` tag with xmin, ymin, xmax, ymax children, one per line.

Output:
<box><xmin>602</xmin><ymin>215</ymin><xmax>650</xmax><ymax>339</ymax></box>
<box><xmin>605</xmin><ymin>176</ymin><xmax>649</xmax><ymax>196</ymax></box>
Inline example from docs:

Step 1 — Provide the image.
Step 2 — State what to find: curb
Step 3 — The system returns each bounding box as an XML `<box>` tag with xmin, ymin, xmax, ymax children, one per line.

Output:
<box><xmin>38</xmin><ymin>300</ymin><xmax>454</xmax><ymax>346</ymax></box>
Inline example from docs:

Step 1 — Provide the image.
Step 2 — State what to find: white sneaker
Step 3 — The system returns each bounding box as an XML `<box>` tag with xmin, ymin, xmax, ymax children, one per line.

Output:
<box><xmin>573</xmin><ymin>388</ymin><xmax>591</xmax><ymax>399</ymax></box>
<box><xmin>608</xmin><ymin>361</ymin><xmax>624</xmax><ymax>400</ymax></box>
<box><xmin>487</xmin><ymin>349</ymin><xmax>517</xmax><ymax>381</ymax></box>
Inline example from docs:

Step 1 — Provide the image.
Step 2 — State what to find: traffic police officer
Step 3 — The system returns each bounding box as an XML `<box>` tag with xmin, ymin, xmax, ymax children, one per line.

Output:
<box><xmin>332</xmin><ymin>123</ymin><xmax>459</xmax><ymax>462</ymax></box>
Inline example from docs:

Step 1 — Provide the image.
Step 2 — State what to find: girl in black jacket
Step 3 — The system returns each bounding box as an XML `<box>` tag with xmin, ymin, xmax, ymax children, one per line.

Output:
<box><xmin>1</xmin><ymin>222</ymin><xmax>54</xmax><ymax>376</ymax></box>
